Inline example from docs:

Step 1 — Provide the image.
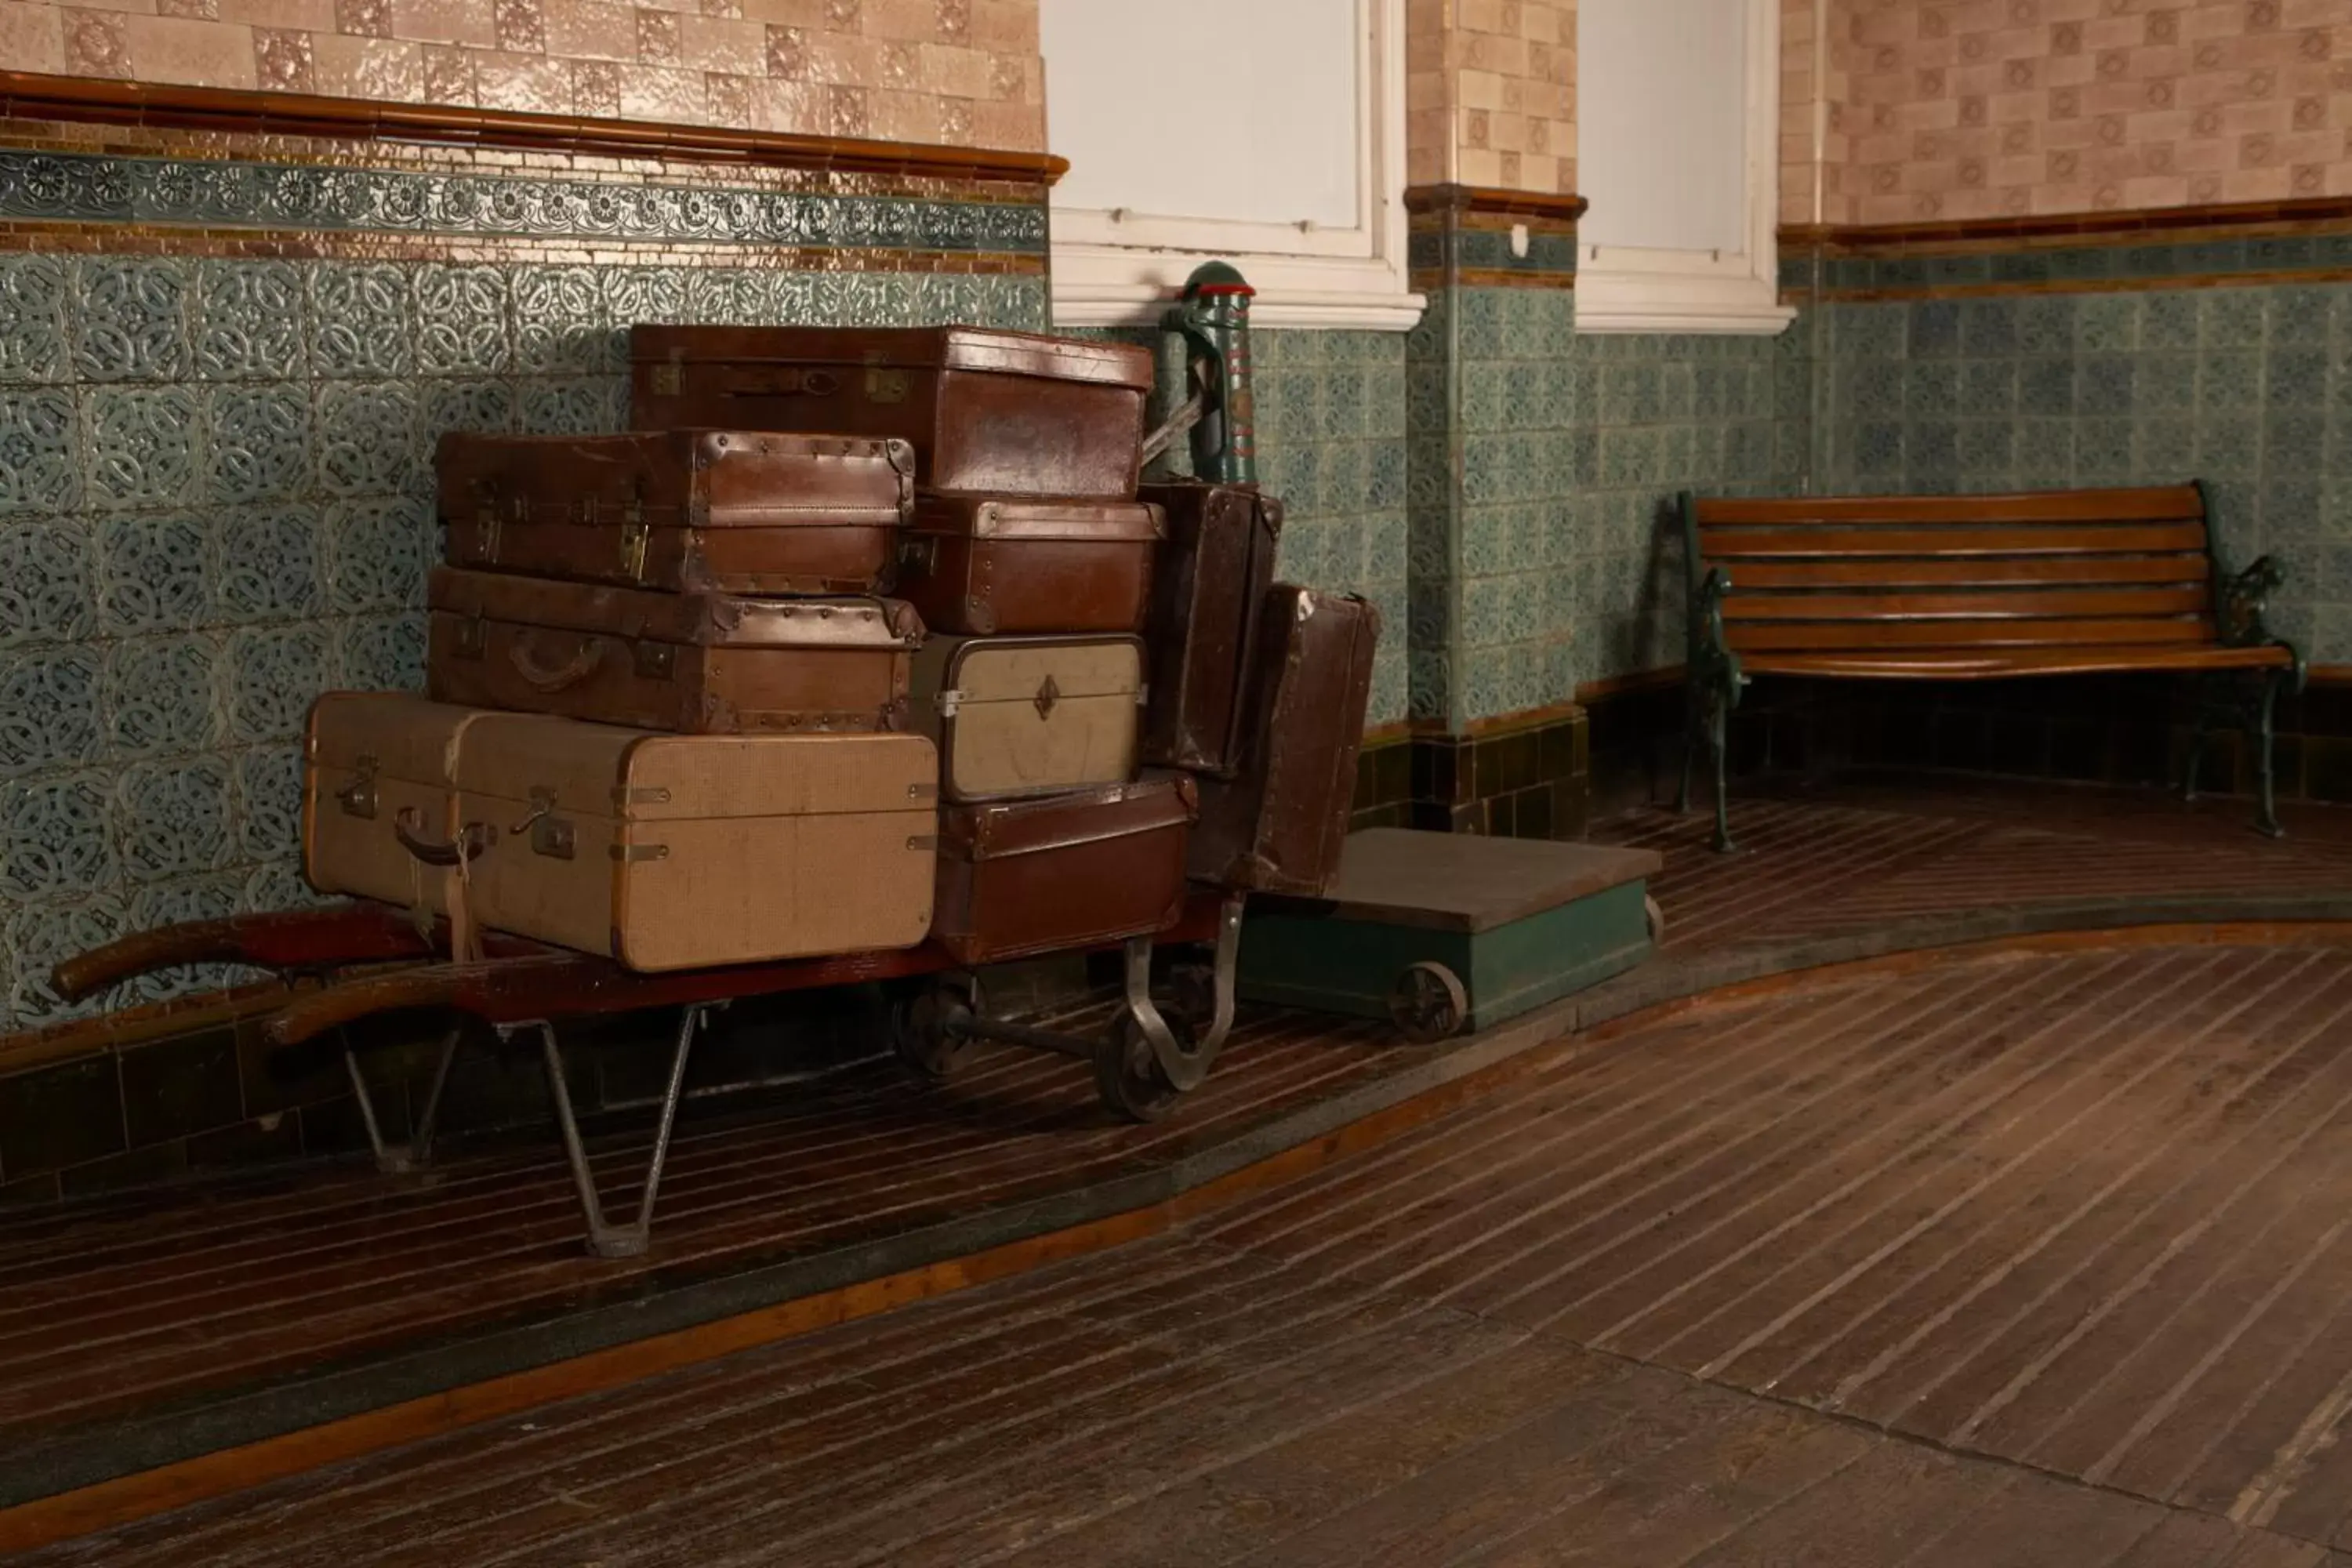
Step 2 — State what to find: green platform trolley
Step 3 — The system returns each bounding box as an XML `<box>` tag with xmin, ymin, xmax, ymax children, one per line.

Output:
<box><xmin>1236</xmin><ymin>829</ymin><xmax>1666</xmax><ymax>1044</ymax></box>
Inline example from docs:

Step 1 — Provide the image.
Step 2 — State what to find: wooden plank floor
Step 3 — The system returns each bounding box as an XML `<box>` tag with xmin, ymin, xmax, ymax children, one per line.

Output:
<box><xmin>0</xmin><ymin>999</ymin><xmax>1393</xmax><ymax>1454</ymax></box>
<box><xmin>28</xmin><ymin>937</ymin><xmax>2352</xmax><ymax>1566</ymax></box>
<box><xmin>3</xmin><ymin>782</ymin><xmax>2347</xmax><ymax>1472</ymax></box>
<box><xmin>1596</xmin><ymin>785</ymin><xmax>2352</xmax><ymax>956</ymax></box>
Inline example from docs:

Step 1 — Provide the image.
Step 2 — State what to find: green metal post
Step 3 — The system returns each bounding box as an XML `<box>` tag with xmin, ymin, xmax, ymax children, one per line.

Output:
<box><xmin>1163</xmin><ymin>260</ymin><xmax>1258</xmax><ymax>486</ymax></box>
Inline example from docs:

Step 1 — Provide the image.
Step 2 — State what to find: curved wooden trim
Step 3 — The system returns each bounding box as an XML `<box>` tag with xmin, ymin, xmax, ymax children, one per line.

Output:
<box><xmin>1781</xmin><ymin>194</ymin><xmax>2352</xmax><ymax>253</ymax></box>
<box><xmin>0</xmin><ymin>71</ymin><xmax>1068</xmax><ymax>187</ymax></box>
<box><xmin>1404</xmin><ymin>183</ymin><xmax>1589</xmax><ymax>223</ymax></box>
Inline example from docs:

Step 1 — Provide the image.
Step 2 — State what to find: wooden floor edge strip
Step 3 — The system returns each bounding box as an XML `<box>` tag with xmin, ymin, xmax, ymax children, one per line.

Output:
<box><xmin>0</xmin><ymin>1040</ymin><xmax>1555</xmax><ymax>1555</ymax></box>
<box><xmin>8</xmin><ymin>915</ymin><xmax>2346</xmax><ymax>1554</ymax></box>
<box><xmin>1579</xmin><ymin>919</ymin><xmax>2352</xmax><ymax>1044</ymax></box>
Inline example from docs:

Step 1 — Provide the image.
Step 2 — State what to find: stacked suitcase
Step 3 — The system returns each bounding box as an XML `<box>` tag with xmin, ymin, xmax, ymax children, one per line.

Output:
<box><xmin>300</xmin><ymin>324</ymin><xmax>1379</xmax><ymax>978</ymax></box>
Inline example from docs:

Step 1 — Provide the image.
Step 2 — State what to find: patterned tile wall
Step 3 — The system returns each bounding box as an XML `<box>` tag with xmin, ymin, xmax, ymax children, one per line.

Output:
<box><xmin>0</xmin><ymin>247</ymin><xmax>1047</xmax><ymax>1034</ymax></box>
<box><xmin>0</xmin><ymin>0</ymin><xmax>1044</xmax><ymax>147</ymax></box>
<box><xmin>1806</xmin><ymin>280</ymin><xmax>2352</xmax><ymax>662</ymax></box>
<box><xmin>1407</xmin><ymin>0</ymin><xmax>1578</xmax><ymax>194</ymax></box>
<box><xmin>1812</xmin><ymin>0</ymin><xmax>2352</xmax><ymax>226</ymax></box>
<box><xmin>1409</xmin><ymin>285</ymin><xmax>1798</xmax><ymax>727</ymax></box>
<box><xmin>1085</xmin><ymin>325</ymin><xmax>1412</xmax><ymax>734</ymax></box>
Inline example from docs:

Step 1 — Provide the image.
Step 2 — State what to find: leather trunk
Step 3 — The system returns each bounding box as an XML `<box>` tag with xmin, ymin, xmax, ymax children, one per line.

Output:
<box><xmin>452</xmin><ymin>717</ymin><xmax>938</xmax><ymax>971</ymax></box>
<box><xmin>436</xmin><ymin>430</ymin><xmax>915</xmax><ymax>595</ymax></box>
<box><xmin>909</xmin><ymin>633</ymin><xmax>1145</xmax><ymax>802</ymax></box>
<box><xmin>628</xmin><ymin>325</ymin><xmax>1155</xmax><ymax>499</ymax></box>
<box><xmin>302</xmin><ymin>692</ymin><xmax>486</xmax><ymax>915</ymax></box>
<box><xmin>932</xmin><ymin>776</ymin><xmax>1196</xmax><ymax>967</ymax></box>
<box><xmin>1187</xmin><ymin>586</ymin><xmax>1380</xmax><ymax>895</ymax></box>
<box><xmin>426</xmin><ymin>567</ymin><xmax>922</xmax><ymax>735</ymax></box>
<box><xmin>1137</xmin><ymin>481</ymin><xmax>1283</xmax><ymax>775</ymax></box>
<box><xmin>896</xmin><ymin>494</ymin><xmax>1163</xmax><ymax>634</ymax></box>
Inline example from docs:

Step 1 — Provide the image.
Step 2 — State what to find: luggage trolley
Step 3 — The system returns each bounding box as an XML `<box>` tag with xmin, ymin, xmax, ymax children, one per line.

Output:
<box><xmin>45</xmin><ymin>891</ymin><xmax>1247</xmax><ymax>1258</ymax></box>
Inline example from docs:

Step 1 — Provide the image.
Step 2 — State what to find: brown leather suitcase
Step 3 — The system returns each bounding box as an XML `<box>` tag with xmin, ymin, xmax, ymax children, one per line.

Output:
<box><xmin>436</xmin><ymin>430</ymin><xmax>914</xmax><ymax>595</ymax></box>
<box><xmin>1138</xmin><ymin>481</ymin><xmax>1283</xmax><ymax>775</ymax></box>
<box><xmin>426</xmin><ymin>567</ymin><xmax>922</xmax><ymax>735</ymax></box>
<box><xmin>909</xmin><ymin>633</ymin><xmax>1145</xmax><ymax>802</ymax></box>
<box><xmin>628</xmin><ymin>326</ymin><xmax>1155</xmax><ymax>499</ymax></box>
<box><xmin>456</xmin><ymin>717</ymin><xmax>937</xmax><ymax>971</ymax></box>
<box><xmin>932</xmin><ymin>775</ymin><xmax>1196</xmax><ymax>966</ymax></box>
<box><xmin>896</xmin><ymin>494</ymin><xmax>1163</xmax><ymax>634</ymax></box>
<box><xmin>1187</xmin><ymin>586</ymin><xmax>1380</xmax><ymax>895</ymax></box>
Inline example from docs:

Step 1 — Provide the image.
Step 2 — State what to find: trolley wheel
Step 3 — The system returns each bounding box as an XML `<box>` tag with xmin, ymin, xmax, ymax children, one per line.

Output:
<box><xmin>891</xmin><ymin>976</ymin><xmax>978</xmax><ymax>1083</ymax></box>
<box><xmin>1094</xmin><ymin>1017</ymin><xmax>1181</xmax><ymax>1123</ymax></box>
<box><xmin>1645</xmin><ymin>894</ymin><xmax>1667</xmax><ymax>946</ymax></box>
<box><xmin>1389</xmin><ymin>961</ymin><xmax>1468</xmax><ymax>1045</ymax></box>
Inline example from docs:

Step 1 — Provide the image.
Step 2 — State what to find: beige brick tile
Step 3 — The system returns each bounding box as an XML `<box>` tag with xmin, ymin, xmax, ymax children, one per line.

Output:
<box><xmin>0</xmin><ymin>0</ymin><xmax>65</xmax><ymax>71</ymax></box>
<box><xmin>389</xmin><ymin>0</ymin><xmax>494</xmax><ymax>46</ymax></box>
<box><xmin>121</xmin><ymin>10</ymin><xmax>256</xmax><ymax>82</ymax></box>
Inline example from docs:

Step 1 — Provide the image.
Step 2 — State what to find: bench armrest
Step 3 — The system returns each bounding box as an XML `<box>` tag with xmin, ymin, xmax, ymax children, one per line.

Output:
<box><xmin>1688</xmin><ymin>566</ymin><xmax>1744</xmax><ymax>698</ymax></box>
<box><xmin>2216</xmin><ymin>554</ymin><xmax>2281</xmax><ymax>646</ymax></box>
<box><xmin>2216</xmin><ymin>554</ymin><xmax>2307</xmax><ymax>691</ymax></box>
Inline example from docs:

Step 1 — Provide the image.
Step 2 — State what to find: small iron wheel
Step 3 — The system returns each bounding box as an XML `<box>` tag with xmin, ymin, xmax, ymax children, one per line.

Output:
<box><xmin>1094</xmin><ymin>1016</ymin><xmax>1181</xmax><ymax>1123</ymax></box>
<box><xmin>890</xmin><ymin>976</ymin><xmax>978</xmax><ymax>1082</ymax></box>
<box><xmin>1389</xmin><ymin>961</ymin><xmax>1468</xmax><ymax>1045</ymax></box>
<box><xmin>1645</xmin><ymin>894</ymin><xmax>1667</xmax><ymax>946</ymax></box>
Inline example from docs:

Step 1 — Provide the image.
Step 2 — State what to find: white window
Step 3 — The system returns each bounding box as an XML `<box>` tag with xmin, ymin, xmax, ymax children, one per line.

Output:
<box><xmin>1039</xmin><ymin>0</ymin><xmax>1422</xmax><ymax>332</ymax></box>
<box><xmin>1575</xmin><ymin>0</ymin><xmax>1791</xmax><ymax>334</ymax></box>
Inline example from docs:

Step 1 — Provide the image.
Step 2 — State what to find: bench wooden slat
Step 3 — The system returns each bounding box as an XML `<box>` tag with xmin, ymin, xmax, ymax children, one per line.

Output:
<box><xmin>1741</xmin><ymin>644</ymin><xmax>2295</xmax><ymax>679</ymax></box>
<box><xmin>1720</xmin><ymin>586</ymin><xmax>2213</xmax><ymax>622</ymax></box>
<box><xmin>1700</xmin><ymin>522</ymin><xmax>2210</xmax><ymax>559</ymax></box>
<box><xmin>1728</xmin><ymin>615</ymin><xmax>2213</xmax><ymax>652</ymax></box>
<box><xmin>1692</xmin><ymin>486</ymin><xmax>2204</xmax><ymax>527</ymax></box>
<box><xmin>1725</xmin><ymin>556</ymin><xmax>2212</xmax><ymax>590</ymax></box>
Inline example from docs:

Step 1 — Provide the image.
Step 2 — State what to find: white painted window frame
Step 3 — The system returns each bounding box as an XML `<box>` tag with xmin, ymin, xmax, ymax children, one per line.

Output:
<box><xmin>1045</xmin><ymin>0</ymin><xmax>1425</xmax><ymax>332</ymax></box>
<box><xmin>1573</xmin><ymin>0</ymin><xmax>1794</xmax><ymax>336</ymax></box>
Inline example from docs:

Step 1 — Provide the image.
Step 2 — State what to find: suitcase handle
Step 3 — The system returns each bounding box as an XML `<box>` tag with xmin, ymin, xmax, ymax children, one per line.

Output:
<box><xmin>507</xmin><ymin>636</ymin><xmax>607</xmax><ymax>692</ymax></box>
<box><xmin>394</xmin><ymin>808</ymin><xmax>495</xmax><ymax>869</ymax></box>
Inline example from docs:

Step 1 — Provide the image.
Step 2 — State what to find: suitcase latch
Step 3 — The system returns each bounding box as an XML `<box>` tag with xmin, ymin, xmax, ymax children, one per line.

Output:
<box><xmin>934</xmin><ymin>687</ymin><xmax>964</xmax><ymax>719</ymax></box>
<box><xmin>633</xmin><ymin>640</ymin><xmax>675</xmax><ymax>680</ymax></box>
<box><xmin>453</xmin><ymin>617</ymin><xmax>487</xmax><ymax>660</ymax></box>
<box><xmin>512</xmin><ymin>788</ymin><xmax>575</xmax><ymax>862</ymax></box>
<box><xmin>898</xmin><ymin>535</ymin><xmax>937</xmax><ymax>575</ymax></box>
<box><xmin>864</xmin><ymin>368</ymin><xmax>910</xmax><ymax>405</ymax></box>
<box><xmin>336</xmin><ymin>756</ymin><xmax>379</xmax><ymax>819</ymax></box>
<box><xmin>652</xmin><ymin>352</ymin><xmax>682</xmax><ymax>397</ymax></box>
<box><xmin>619</xmin><ymin>501</ymin><xmax>648</xmax><ymax>583</ymax></box>
<box><xmin>473</xmin><ymin>505</ymin><xmax>501</xmax><ymax>563</ymax></box>
<box><xmin>1033</xmin><ymin>674</ymin><xmax>1060</xmax><ymax>720</ymax></box>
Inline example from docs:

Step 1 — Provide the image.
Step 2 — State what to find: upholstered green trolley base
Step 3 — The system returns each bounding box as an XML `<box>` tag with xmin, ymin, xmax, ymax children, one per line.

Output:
<box><xmin>1236</xmin><ymin>829</ymin><xmax>1665</xmax><ymax>1043</ymax></box>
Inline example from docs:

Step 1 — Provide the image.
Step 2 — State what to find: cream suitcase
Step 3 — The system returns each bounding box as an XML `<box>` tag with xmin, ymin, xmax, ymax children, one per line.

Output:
<box><xmin>456</xmin><ymin>717</ymin><xmax>938</xmax><ymax>971</ymax></box>
<box><xmin>302</xmin><ymin>692</ymin><xmax>488</xmax><ymax>914</ymax></box>
<box><xmin>909</xmin><ymin>634</ymin><xmax>1145</xmax><ymax>804</ymax></box>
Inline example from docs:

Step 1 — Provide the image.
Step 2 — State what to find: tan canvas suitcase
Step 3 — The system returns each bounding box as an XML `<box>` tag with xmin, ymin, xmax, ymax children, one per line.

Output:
<box><xmin>909</xmin><ymin>634</ymin><xmax>1145</xmax><ymax>803</ymax></box>
<box><xmin>302</xmin><ymin>692</ymin><xmax>488</xmax><ymax>915</ymax></box>
<box><xmin>457</xmin><ymin>717</ymin><xmax>938</xmax><ymax>971</ymax></box>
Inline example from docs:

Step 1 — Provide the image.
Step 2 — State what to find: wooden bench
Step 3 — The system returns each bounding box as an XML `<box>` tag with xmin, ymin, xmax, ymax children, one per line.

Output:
<box><xmin>1678</xmin><ymin>483</ymin><xmax>2303</xmax><ymax>851</ymax></box>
